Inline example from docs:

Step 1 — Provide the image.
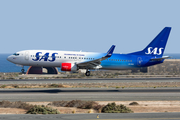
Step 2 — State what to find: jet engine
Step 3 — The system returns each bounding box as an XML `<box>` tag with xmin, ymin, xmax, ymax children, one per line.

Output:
<box><xmin>61</xmin><ymin>63</ymin><xmax>78</xmax><ymax>71</ymax></box>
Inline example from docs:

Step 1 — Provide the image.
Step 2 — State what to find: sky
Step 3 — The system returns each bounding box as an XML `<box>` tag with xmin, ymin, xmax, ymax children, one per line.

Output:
<box><xmin>0</xmin><ymin>0</ymin><xmax>180</xmax><ymax>54</ymax></box>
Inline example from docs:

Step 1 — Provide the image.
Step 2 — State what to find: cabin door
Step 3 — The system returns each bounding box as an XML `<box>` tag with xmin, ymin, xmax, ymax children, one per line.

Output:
<box><xmin>25</xmin><ymin>51</ymin><xmax>29</xmax><ymax>60</ymax></box>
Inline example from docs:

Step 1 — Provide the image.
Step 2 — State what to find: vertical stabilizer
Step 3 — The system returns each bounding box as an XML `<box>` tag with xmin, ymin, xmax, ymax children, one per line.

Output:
<box><xmin>129</xmin><ymin>27</ymin><xmax>171</xmax><ymax>57</ymax></box>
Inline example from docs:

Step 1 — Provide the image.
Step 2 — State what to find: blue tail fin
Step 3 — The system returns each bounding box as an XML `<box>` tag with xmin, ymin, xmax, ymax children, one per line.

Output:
<box><xmin>129</xmin><ymin>27</ymin><xmax>171</xmax><ymax>57</ymax></box>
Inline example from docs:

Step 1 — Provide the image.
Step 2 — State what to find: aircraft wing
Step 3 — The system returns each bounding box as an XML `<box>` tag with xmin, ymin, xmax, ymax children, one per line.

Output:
<box><xmin>150</xmin><ymin>56</ymin><xmax>170</xmax><ymax>61</ymax></box>
<box><xmin>77</xmin><ymin>45</ymin><xmax>115</xmax><ymax>69</ymax></box>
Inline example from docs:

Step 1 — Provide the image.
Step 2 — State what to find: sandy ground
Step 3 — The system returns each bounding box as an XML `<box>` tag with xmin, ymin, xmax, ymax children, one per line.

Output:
<box><xmin>0</xmin><ymin>108</ymin><xmax>26</xmax><ymax>114</ymax></box>
<box><xmin>0</xmin><ymin>101</ymin><xmax>180</xmax><ymax>114</ymax></box>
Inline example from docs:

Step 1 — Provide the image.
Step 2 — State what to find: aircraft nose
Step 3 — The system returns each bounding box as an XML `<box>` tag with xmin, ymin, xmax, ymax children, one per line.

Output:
<box><xmin>7</xmin><ymin>55</ymin><xmax>12</xmax><ymax>62</ymax></box>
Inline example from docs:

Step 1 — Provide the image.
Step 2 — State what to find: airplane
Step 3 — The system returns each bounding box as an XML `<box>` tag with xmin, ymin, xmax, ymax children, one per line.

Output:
<box><xmin>7</xmin><ymin>27</ymin><xmax>171</xmax><ymax>76</ymax></box>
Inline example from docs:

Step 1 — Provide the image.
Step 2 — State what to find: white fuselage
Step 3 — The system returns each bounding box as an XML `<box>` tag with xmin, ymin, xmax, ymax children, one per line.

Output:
<box><xmin>7</xmin><ymin>50</ymin><xmax>103</xmax><ymax>67</ymax></box>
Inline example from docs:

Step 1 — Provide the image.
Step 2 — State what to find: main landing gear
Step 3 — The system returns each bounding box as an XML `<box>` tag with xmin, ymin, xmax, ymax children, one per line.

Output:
<box><xmin>85</xmin><ymin>70</ymin><xmax>90</xmax><ymax>76</ymax></box>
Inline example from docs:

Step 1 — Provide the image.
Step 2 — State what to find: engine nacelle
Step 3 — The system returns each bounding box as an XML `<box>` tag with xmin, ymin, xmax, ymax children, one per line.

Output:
<box><xmin>61</xmin><ymin>63</ymin><xmax>78</xmax><ymax>71</ymax></box>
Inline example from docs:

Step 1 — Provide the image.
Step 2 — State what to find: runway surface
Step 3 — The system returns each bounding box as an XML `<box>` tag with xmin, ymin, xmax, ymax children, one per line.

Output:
<box><xmin>0</xmin><ymin>88</ymin><xmax>180</xmax><ymax>101</ymax></box>
<box><xmin>0</xmin><ymin>113</ymin><xmax>180</xmax><ymax>120</ymax></box>
<box><xmin>0</xmin><ymin>78</ymin><xmax>180</xmax><ymax>120</ymax></box>
<box><xmin>0</xmin><ymin>77</ymin><xmax>180</xmax><ymax>84</ymax></box>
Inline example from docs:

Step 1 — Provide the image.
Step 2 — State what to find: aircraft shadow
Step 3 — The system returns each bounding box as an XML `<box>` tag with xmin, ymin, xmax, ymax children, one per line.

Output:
<box><xmin>0</xmin><ymin>89</ymin><xmax>179</xmax><ymax>93</ymax></box>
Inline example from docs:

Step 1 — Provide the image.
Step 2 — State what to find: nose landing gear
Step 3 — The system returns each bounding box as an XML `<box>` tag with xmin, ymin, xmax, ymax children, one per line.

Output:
<box><xmin>21</xmin><ymin>66</ymin><xmax>25</xmax><ymax>74</ymax></box>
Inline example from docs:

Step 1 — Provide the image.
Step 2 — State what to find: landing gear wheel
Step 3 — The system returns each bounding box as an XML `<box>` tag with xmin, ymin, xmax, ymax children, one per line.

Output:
<box><xmin>21</xmin><ymin>69</ymin><xmax>25</xmax><ymax>73</ymax></box>
<box><xmin>85</xmin><ymin>71</ymin><xmax>90</xmax><ymax>76</ymax></box>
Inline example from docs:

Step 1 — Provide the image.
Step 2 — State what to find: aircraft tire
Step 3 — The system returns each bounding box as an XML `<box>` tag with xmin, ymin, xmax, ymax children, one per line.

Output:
<box><xmin>85</xmin><ymin>71</ymin><xmax>90</xmax><ymax>76</ymax></box>
<box><xmin>21</xmin><ymin>69</ymin><xmax>25</xmax><ymax>73</ymax></box>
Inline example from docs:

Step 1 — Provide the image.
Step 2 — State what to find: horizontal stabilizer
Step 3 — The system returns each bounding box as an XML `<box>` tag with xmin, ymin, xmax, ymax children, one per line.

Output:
<box><xmin>150</xmin><ymin>56</ymin><xmax>170</xmax><ymax>61</ymax></box>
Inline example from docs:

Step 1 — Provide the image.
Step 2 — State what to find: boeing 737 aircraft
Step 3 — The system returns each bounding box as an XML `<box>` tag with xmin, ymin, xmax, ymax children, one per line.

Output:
<box><xmin>7</xmin><ymin>27</ymin><xmax>171</xmax><ymax>76</ymax></box>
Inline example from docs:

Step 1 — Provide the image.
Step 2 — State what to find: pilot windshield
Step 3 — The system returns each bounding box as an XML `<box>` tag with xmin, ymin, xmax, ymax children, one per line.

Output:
<box><xmin>13</xmin><ymin>53</ymin><xmax>20</xmax><ymax>56</ymax></box>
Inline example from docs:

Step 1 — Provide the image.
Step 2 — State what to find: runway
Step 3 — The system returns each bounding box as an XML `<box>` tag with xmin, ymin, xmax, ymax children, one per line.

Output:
<box><xmin>0</xmin><ymin>113</ymin><xmax>180</xmax><ymax>120</ymax></box>
<box><xmin>0</xmin><ymin>88</ymin><xmax>180</xmax><ymax>101</ymax></box>
<box><xmin>0</xmin><ymin>79</ymin><xmax>180</xmax><ymax>120</ymax></box>
<box><xmin>0</xmin><ymin>77</ymin><xmax>180</xmax><ymax>84</ymax></box>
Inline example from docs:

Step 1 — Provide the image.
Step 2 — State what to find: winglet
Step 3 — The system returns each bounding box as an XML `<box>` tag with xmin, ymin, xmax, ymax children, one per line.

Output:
<box><xmin>105</xmin><ymin>45</ymin><xmax>115</xmax><ymax>57</ymax></box>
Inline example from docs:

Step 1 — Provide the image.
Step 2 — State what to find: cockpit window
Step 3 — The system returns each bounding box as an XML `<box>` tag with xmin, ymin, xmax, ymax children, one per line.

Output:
<box><xmin>13</xmin><ymin>53</ymin><xmax>20</xmax><ymax>56</ymax></box>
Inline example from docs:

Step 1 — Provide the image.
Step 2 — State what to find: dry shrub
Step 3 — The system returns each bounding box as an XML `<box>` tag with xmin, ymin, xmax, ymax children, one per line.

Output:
<box><xmin>12</xmin><ymin>84</ymin><xmax>19</xmax><ymax>88</ymax></box>
<box><xmin>77</xmin><ymin>101</ymin><xmax>100</xmax><ymax>110</ymax></box>
<box><xmin>72</xmin><ymin>110</ymin><xmax>76</xmax><ymax>114</ymax></box>
<box><xmin>0</xmin><ymin>85</ymin><xmax>6</xmax><ymax>88</ymax></box>
<box><xmin>26</xmin><ymin>105</ymin><xmax>60</xmax><ymax>114</ymax></box>
<box><xmin>94</xmin><ymin>104</ymin><xmax>104</xmax><ymax>111</ymax></box>
<box><xmin>49</xmin><ymin>100</ymin><xmax>103</xmax><ymax>110</ymax></box>
<box><xmin>0</xmin><ymin>100</ymin><xmax>33</xmax><ymax>110</ymax></box>
<box><xmin>102</xmin><ymin>102</ymin><xmax>133</xmax><ymax>113</ymax></box>
<box><xmin>129</xmin><ymin>102</ymin><xmax>139</xmax><ymax>105</ymax></box>
<box><xmin>49</xmin><ymin>101</ymin><xmax>69</xmax><ymax>107</ymax></box>
<box><xmin>0</xmin><ymin>100</ymin><xmax>11</xmax><ymax>107</ymax></box>
<box><xmin>65</xmin><ymin>100</ymin><xmax>86</xmax><ymax>108</ymax></box>
<box><xmin>48</xmin><ymin>84</ymin><xmax>63</xmax><ymax>88</ymax></box>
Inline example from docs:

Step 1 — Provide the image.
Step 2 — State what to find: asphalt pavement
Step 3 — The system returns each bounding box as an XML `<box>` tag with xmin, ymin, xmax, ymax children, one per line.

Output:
<box><xmin>0</xmin><ymin>113</ymin><xmax>180</xmax><ymax>120</ymax></box>
<box><xmin>0</xmin><ymin>88</ymin><xmax>179</xmax><ymax>101</ymax></box>
<box><xmin>0</xmin><ymin>77</ymin><xmax>180</xmax><ymax>84</ymax></box>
